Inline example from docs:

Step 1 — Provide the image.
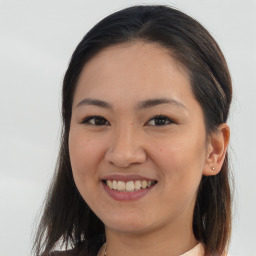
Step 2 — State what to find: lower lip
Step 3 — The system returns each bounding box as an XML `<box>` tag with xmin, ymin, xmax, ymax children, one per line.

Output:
<box><xmin>102</xmin><ymin>182</ymin><xmax>155</xmax><ymax>201</ymax></box>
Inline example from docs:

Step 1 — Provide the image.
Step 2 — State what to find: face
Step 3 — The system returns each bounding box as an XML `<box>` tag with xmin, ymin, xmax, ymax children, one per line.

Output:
<box><xmin>69</xmin><ymin>42</ymin><xmax>211</xmax><ymax>236</ymax></box>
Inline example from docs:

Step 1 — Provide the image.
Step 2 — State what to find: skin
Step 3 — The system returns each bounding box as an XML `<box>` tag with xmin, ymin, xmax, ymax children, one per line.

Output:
<box><xmin>69</xmin><ymin>41</ymin><xmax>229</xmax><ymax>256</ymax></box>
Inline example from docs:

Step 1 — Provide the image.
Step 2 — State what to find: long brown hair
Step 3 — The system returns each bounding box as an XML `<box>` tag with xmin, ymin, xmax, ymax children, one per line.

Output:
<box><xmin>33</xmin><ymin>5</ymin><xmax>232</xmax><ymax>256</ymax></box>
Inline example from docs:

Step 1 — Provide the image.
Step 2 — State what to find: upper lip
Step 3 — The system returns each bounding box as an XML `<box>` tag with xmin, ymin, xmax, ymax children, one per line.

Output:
<box><xmin>101</xmin><ymin>174</ymin><xmax>157</xmax><ymax>182</ymax></box>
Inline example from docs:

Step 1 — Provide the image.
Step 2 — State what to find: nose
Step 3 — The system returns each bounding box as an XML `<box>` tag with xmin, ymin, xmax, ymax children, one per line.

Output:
<box><xmin>104</xmin><ymin>126</ymin><xmax>147</xmax><ymax>168</ymax></box>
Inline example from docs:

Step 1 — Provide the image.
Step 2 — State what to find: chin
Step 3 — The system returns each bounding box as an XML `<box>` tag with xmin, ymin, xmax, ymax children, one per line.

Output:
<box><xmin>103</xmin><ymin>214</ymin><xmax>155</xmax><ymax>234</ymax></box>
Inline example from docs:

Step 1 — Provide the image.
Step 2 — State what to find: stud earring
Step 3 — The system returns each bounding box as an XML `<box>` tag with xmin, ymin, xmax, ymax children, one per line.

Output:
<box><xmin>212</xmin><ymin>166</ymin><xmax>215</xmax><ymax>171</ymax></box>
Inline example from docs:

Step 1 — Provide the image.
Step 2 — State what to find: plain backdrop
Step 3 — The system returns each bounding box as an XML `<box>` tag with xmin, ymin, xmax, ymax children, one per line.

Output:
<box><xmin>0</xmin><ymin>1</ymin><xmax>255</xmax><ymax>255</ymax></box>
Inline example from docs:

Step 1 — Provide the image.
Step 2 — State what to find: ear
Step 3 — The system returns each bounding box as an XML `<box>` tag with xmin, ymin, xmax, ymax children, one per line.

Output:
<box><xmin>203</xmin><ymin>123</ymin><xmax>230</xmax><ymax>176</ymax></box>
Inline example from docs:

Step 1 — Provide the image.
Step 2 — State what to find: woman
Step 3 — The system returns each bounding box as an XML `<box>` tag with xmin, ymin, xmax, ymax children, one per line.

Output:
<box><xmin>33</xmin><ymin>5</ymin><xmax>232</xmax><ymax>256</ymax></box>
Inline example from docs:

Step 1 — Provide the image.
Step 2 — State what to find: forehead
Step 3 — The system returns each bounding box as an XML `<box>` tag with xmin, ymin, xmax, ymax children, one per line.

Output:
<box><xmin>74</xmin><ymin>41</ymin><xmax>194</xmax><ymax>107</ymax></box>
<box><xmin>81</xmin><ymin>41</ymin><xmax>188</xmax><ymax>79</ymax></box>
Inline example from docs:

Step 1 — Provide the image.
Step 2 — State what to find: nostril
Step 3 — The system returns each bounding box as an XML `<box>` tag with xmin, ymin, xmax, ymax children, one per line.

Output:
<box><xmin>104</xmin><ymin>150</ymin><xmax>147</xmax><ymax>168</ymax></box>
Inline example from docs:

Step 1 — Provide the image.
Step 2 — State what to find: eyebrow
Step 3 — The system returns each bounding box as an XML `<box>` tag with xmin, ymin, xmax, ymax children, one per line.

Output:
<box><xmin>75</xmin><ymin>97</ymin><xmax>187</xmax><ymax>111</ymax></box>
<box><xmin>137</xmin><ymin>98</ymin><xmax>187</xmax><ymax>111</ymax></box>
<box><xmin>76</xmin><ymin>98</ymin><xmax>112</xmax><ymax>109</ymax></box>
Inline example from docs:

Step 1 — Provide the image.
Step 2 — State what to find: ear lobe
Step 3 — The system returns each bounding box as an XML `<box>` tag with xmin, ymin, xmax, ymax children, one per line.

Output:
<box><xmin>203</xmin><ymin>123</ymin><xmax>230</xmax><ymax>176</ymax></box>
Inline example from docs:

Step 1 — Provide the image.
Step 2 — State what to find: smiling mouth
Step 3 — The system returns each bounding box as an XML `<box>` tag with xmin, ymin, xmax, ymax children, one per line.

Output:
<box><xmin>103</xmin><ymin>180</ymin><xmax>157</xmax><ymax>192</ymax></box>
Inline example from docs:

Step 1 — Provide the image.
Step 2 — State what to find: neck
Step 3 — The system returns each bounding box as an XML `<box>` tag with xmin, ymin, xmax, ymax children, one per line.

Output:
<box><xmin>104</xmin><ymin>221</ymin><xmax>198</xmax><ymax>256</ymax></box>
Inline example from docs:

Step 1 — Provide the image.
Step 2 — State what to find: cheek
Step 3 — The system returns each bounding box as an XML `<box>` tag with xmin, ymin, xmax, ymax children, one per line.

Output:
<box><xmin>69</xmin><ymin>130</ymin><xmax>98</xmax><ymax>193</ymax></box>
<box><xmin>69</xmin><ymin>129</ymin><xmax>101</xmax><ymax>172</ymax></box>
<box><xmin>151</xmin><ymin>129</ymin><xmax>207</xmax><ymax>182</ymax></box>
<box><xmin>154</xmin><ymin>138</ymin><xmax>205</xmax><ymax>208</ymax></box>
<box><xmin>68</xmin><ymin>132</ymin><xmax>100</xmax><ymax>203</ymax></box>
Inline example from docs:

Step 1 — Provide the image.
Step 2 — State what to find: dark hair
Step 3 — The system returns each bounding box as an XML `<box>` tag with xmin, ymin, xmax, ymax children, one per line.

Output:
<box><xmin>33</xmin><ymin>5</ymin><xmax>232</xmax><ymax>256</ymax></box>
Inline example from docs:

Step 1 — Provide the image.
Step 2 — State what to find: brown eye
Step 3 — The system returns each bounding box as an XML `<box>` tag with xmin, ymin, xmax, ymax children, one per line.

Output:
<box><xmin>147</xmin><ymin>115</ymin><xmax>174</xmax><ymax>126</ymax></box>
<box><xmin>82</xmin><ymin>116</ymin><xmax>110</xmax><ymax>126</ymax></box>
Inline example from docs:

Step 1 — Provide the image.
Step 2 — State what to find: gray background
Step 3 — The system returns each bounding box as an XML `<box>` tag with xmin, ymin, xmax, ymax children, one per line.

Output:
<box><xmin>0</xmin><ymin>0</ymin><xmax>255</xmax><ymax>255</ymax></box>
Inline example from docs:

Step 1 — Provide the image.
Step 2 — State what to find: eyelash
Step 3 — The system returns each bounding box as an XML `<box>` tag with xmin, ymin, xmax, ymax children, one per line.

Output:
<box><xmin>81</xmin><ymin>115</ymin><xmax>175</xmax><ymax>126</ymax></box>
<box><xmin>81</xmin><ymin>116</ymin><xmax>110</xmax><ymax>126</ymax></box>
<box><xmin>147</xmin><ymin>115</ymin><xmax>175</xmax><ymax>126</ymax></box>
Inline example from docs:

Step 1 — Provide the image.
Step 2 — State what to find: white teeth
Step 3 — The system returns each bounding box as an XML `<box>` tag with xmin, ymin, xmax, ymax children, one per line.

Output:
<box><xmin>112</xmin><ymin>180</ymin><xmax>118</xmax><ymax>190</ymax></box>
<box><xmin>142</xmin><ymin>180</ymin><xmax>147</xmax><ymax>189</ymax></box>
<box><xmin>105</xmin><ymin>179</ymin><xmax>156</xmax><ymax>192</ymax></box>
<box><xmin>117</xmin><ymin>181</ymin><xmax>126</xmax><ymax>190</ymax></box>
<box><xmin>106</xmin><ymin>180</ymin><xmax>113</xmax><ymax>189</ymax></box>
<box><xmin>126</xmin><ymin>181</ymin><xmax>135</xmax><ymax>191</ymax></box>
<box><xmin>134</xmin><ymin>180</ymin><xmax>142</xmax><ymax>190</ymax></box>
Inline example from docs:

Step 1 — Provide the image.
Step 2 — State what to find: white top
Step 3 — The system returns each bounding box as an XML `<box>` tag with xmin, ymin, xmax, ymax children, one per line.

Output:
<box><xmin>97</xmin><ymin>243</ymin><xmax>229</xmax><ymax>256</ymax></box>
<box><xmin>180</xmin><ymin>243</ymin><xmax>229</xmax><ymax>256</ymax></box>
<box><xmin>180</xmin><ymin>243</ymin><xmax>204</xmax><ymax>256</ymax></box>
